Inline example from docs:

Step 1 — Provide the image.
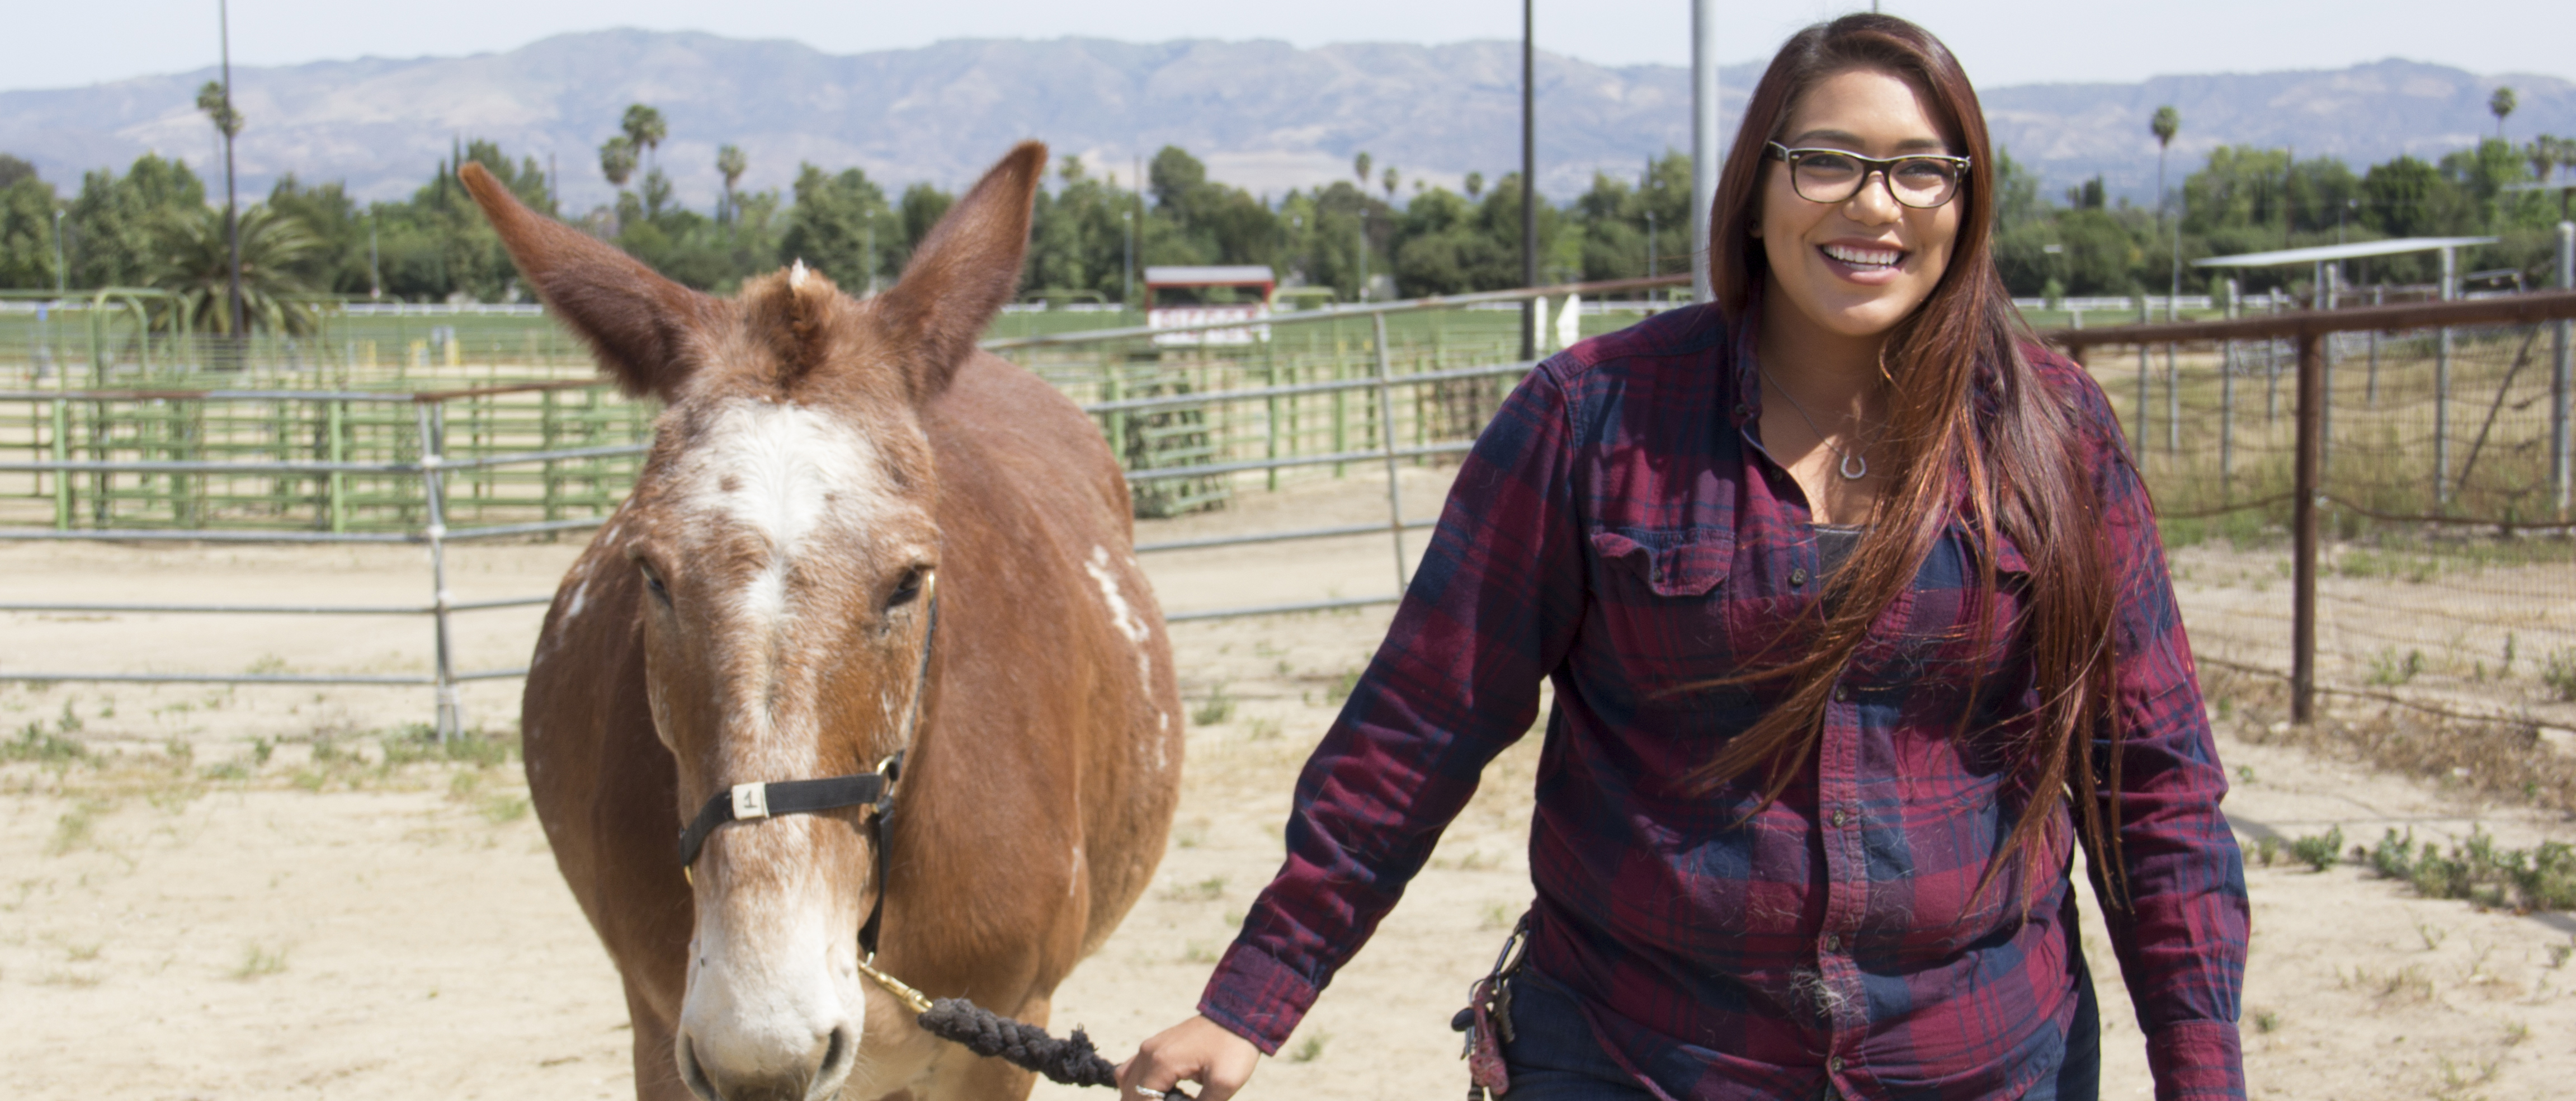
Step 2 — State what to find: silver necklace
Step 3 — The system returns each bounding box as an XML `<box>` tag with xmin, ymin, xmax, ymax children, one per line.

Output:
<box><xmin>1760</xmin><ymin>369</ymin><xmax>1870</xmax><ymax>481</ymax></box>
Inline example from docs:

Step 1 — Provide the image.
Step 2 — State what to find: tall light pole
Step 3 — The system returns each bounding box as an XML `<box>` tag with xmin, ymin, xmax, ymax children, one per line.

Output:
<box><xmin>218</xmin><ymin>0</ymin><xmax>246</xmax><ymax>352</ymax></box>
<box><xmin>1691</xmin><ymin>0</ymin><xmax>1719</xmax><ymax>303</ymax></box>
<box><xmin>1520</xmin><ymin>0</ymin><xmax>1538</xmax><ymax>358</ymax></box>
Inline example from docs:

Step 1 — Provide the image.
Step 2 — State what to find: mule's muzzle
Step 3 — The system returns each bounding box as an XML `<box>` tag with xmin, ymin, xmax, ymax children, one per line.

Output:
<box><xmin>677</xmin><ymin>1020</ymin><xmax>858</xmax><ymax>1101</ymax></box>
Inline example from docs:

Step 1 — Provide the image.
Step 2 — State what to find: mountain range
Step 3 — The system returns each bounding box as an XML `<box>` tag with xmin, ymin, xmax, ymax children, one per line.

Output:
<box><xmin>1</xmin><ymin>30</ymin><xmax>2568</xmax><ymax>213</ymax></box>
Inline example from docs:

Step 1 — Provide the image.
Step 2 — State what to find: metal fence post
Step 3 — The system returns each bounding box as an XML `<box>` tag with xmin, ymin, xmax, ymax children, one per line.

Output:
<box><xmin>2318</xmin><ymin>262</ymin><xmax>2336</xmax><ymax>474</ymax></box>
<box><xmin>2554</xmin><ymin>221</ymin><xmax>2573</xmax><ymax>519</ymax></box>
<box><xmin>327</xmin><ymin>398</ymin><xmax>348</xmax><ymax>533</ymax></box>
<box><xmin>2435</xmin><ymin>247</ymin><xmax>2455</xmax><ymax>507</ymax></box>
<box><xmin>1372</xmin><ymin>313</ymin><xmax>1410</xmax><ymax>593</ymax></box>
<box><xmin>50</xmin><ymin>398</ymin><xmax>70</xmax><ymax>530</ymax></box>
<box><xmin>417</xmin><ymin>401</ymin><xmax>461</xmax><ymax>743</ymax></box>
<box><xmin>2366</xmin><ymin>285</ymin><xmax>2384</xmax><ymax>407</ymax></box>
<box><xmin>2135</xmin><ymin>294</ymin><xmax>2151</xmax><ymax>457</ymax></box>
<box><xmin>2292</xmin><ymin>329</ymin><xmax>2322</xmax><ymax>724</ymax></box>
<box><xmin>2220</xmin><ymin>279</ymin><xmax>2237</xmax><ymax>496</ymax></box>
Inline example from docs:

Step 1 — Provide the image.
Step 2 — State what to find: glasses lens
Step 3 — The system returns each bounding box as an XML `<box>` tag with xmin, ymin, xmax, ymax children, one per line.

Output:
<box><xmin>1791</xmin><ymin>152</ymin><xmax>1864</xmax><ymax>201</ymax></box>
<box><xmin>1890</xmin><ymin>158</ymin><xmax>1962</xmax><ymax>208</ymax></box>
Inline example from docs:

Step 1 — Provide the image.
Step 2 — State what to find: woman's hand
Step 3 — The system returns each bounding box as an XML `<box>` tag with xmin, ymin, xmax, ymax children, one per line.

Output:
<box><xmin>1117</xmin><ymin>1014</ymin><xmax>1262</xmax><ymax>1101</ymax></box>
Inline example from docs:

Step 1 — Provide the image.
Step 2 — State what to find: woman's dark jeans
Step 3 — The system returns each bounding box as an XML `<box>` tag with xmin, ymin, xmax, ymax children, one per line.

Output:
<box><xmin>1495</xmin><ymin>969</ymin><xmax>2100</xmax><ymax>1101</ymax></box>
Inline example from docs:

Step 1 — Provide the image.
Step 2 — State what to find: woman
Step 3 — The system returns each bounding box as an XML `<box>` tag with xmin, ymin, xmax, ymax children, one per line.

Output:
<box><xmin>1121</xmin><ymin>14</ymin><xmax>2247</xmax><ymax>1100</ymax></box>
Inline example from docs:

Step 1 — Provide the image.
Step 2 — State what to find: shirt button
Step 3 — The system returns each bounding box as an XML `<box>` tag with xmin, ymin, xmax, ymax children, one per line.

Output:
<box><xmin>1733</xmin><ymin>402</ymin><xmax>1751</xmax><ymax>419</ymax></box>
<box><xmin>1831</xmin><ymin>810</ymin><xmax>1849</xmax><ymax>827</ymax></box>
<box><xmin>1790</xmin><ymin>567</ymin><xmax>1809</xmax><ymax>587</ymax></box>
<box><xmin>1829</xmin><ymin>1056</ymin><xmax>1845</xmax><ymax>1073</ymax></box>
<box><xmin>1824</xmin><ymin>933</ymin><xmax>1841</xmax><ymax>952</ymax></box>
<box><xmin>1833</xmin><ymin>684</ymin><xmax>1851</xmax><ymax>702</ymax></box>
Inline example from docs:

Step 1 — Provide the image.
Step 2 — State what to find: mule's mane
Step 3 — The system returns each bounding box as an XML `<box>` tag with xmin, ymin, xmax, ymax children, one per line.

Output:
<box><xmin>732</xmin><ymin>261</ymin><xmax>844</xmax><ymax>398</ymax></box>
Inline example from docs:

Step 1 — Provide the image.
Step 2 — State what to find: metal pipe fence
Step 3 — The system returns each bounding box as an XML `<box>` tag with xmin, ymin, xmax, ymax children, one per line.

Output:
<box><xmin>2050</xmin><ymin>288</ymin><xmax>2576</xmax><ymax>730</ymax></box>
<box><xmin>0</xmin><ymin>378</ymin><xmax>652</xmax><ymax>740</ymax></box>
<box><xmin>0</xmin><ymin>274</ymin><xmax>1688</xmax><ymax>729</ymax></box>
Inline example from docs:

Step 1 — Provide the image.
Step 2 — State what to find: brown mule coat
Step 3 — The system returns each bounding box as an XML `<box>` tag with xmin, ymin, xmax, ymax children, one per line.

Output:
<box><xmin>465</xmin><ymin>144</ymin><xmax>1182</xmax><ymax>1101</ymax></box>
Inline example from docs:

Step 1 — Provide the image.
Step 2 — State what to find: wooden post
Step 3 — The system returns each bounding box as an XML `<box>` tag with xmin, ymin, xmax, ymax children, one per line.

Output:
<box><xmin>2292</xmin><ymin>330</ymin><xmax>2323</xmax><ymax>724</ymax></box>
<box><xmin>1372</xmin><ymin>313</ymin><xmax>1409</xmax><ymax>592</ymax></box>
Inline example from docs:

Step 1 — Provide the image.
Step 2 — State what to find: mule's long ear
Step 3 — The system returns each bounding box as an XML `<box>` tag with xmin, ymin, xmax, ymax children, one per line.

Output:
<box><xmin>458</xmin><ymin>161</ymin><xmax>719</xmax><ymax>401</ymax></box>
<box><xmin>872</xmin><ymin>141</ymin><xmax>1046</xmax><ymax>403</ymax></box>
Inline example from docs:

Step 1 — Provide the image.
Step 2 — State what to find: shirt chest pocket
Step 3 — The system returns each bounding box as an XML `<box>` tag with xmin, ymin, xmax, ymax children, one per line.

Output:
<box><xmin>1588</xmin><ymin>528</ymin><xmax>1734</xmax><ymax>597</ymax></box>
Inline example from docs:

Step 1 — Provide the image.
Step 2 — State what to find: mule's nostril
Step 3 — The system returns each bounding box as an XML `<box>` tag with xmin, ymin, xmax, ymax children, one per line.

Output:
<box><xmin>806</xmin><ymin>1024</ymin><xmax>858</xmax><ymax>1101</ymax></box>
<box><xmin>676</xmin><ymin>1033</ymin><xmax>721</xmax><ymax>1101</ymax></box>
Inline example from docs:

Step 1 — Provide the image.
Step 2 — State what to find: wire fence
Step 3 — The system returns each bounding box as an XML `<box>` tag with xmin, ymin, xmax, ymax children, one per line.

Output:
<box><xmin>2053</xmin><ymin>288</ymin><xmax>2576</xmax><ymax>734</ymax></box>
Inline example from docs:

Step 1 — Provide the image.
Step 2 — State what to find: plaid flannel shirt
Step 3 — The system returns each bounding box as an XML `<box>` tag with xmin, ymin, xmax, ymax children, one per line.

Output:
<box><xmin>1199</xmin><ymin>303</ymin><xmax>2249</xmax><ymax>1100</ymax></box>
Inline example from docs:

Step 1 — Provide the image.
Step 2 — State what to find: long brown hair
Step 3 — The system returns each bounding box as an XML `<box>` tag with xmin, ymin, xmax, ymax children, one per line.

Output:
<box><xmin>1695</xmin><ymin>13</ymin><xmax>2127</xmax><ymax>906</ymax></box>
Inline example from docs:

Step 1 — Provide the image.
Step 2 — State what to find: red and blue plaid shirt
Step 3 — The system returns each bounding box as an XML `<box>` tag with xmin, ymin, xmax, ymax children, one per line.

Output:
<box><xmin>1199</xmin><ymin>303</ymin><xmax>2248</xmax><ymax>1100</ymax></box>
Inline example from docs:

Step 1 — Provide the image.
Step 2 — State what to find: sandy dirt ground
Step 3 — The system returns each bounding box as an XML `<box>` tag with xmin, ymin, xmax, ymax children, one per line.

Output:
<box><xmin>3</xmin><ymin>467</ymin><xmax>2573</xmax><ymax>1101</ymax></box>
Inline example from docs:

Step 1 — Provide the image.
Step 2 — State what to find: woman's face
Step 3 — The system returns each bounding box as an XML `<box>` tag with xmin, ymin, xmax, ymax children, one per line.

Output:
<box><xmin>1756</xmin><ymin>66</ymin><xmax>1964</xmax><ymax>341</ymax></box>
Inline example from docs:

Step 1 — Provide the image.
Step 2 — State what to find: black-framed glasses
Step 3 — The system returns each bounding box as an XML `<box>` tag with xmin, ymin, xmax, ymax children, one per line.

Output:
<box><xmin>1766</xmin><ymin>142</ymin><xmax>1971</xmax><ymax>209</ymax></box>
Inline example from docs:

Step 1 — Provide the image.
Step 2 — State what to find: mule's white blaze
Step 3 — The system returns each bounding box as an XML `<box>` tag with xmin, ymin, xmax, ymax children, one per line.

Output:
<box><xmin>689</xmin><ymin>399</ymin><xmax>890</xmax><ymax>627</ymax></box>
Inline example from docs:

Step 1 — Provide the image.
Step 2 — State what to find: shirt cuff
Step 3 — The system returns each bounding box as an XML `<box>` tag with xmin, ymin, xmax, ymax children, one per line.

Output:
<box><xmin>1195</xmin><ymin>940</ymin><xmax>1322</xmax><ymax>1056</ymax></box>
<box><xmin>2145</xmin><ymin>1019</ymin><xmax>2245</xmax><ymax>1101</ymax></box>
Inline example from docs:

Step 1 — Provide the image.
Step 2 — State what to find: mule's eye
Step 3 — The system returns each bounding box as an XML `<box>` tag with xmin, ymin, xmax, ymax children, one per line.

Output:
<box><xmin>638</xmin><ymin>561</ymin><xmax>671</xmax><ymax>605</ymax></box>
<box><xmin>886</xmin><ymin>567</ymin><xmax>927</xmax><ymax>610</ymax></box>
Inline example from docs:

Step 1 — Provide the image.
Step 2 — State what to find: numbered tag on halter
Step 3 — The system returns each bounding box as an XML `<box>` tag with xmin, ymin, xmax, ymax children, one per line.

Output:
<box><xmin>730</xmin><ymin>782</ymin><xmax>771</xmax><ymax>820</ymax></box>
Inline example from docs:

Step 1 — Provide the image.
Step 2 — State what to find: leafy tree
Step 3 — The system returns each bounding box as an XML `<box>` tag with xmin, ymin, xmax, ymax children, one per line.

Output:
<box><xmin>0</xmin><ymin>163</ymin><xmax>59</xmax><ymax>289</ymax></box>
<box><xmin>779</xmin><ymin>163</ymin><xmax>894</xmax><ymax>291</ymax></box>
<box><xmin>716</xmin><ymin>144</ymin><xmax>748</xmax><ymax>222</ymax></box>
<box><xmin>65</xmin><ymin>154</ymin><xmax>206</xmax><ymax>288</ymax></box>
<box><xmin>148</xmin><ymin>204</ymin><xmax>319</xmax><ymax>335</ymax></box>
<box><xmin>898</xmin><ymin>183</ymin><xmax>954</xmax><ymax>257</ymax></box>
<box><xmin>194</xmin><ymin>81</ymin><xmax>243</xmax><ymax>139</ymax></box>
<box><xmin>599</xmin><ymin>136</ymin><xmax>638</xmax><ymax>189</ymax></box>
<box><xmin>2489</xmin><ymin>86</ymin><xmax>2516</xmax><ymax>140</ymax></box>
<box><xmin>265</xmin><ymin>174</ymin><xmax>367</xmax><ymax>294</ymax></box>
<box><xmin>1464</xmin><ymin>171</ymin><xmax>1485</xmax><ymax>200</ymax></box>
<box><xmin>622</xmin><ymin>104</ymin><xmax>669</xmax><ymax>170</ymax></box>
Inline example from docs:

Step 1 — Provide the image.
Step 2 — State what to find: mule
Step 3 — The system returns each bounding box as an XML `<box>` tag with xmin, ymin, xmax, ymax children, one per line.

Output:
<box><xmin>460</xmin><ymin>143</ymin><xmax>1183</xmax><ymax>1101</ymax></box>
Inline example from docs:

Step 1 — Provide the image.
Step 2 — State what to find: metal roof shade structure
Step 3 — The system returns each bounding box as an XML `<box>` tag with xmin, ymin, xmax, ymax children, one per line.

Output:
<box><xmin>2193</xmin><ymin>236</ymin><xmax>2498</xmax><ymax>308</ymax></box>
<box><xmin>1142</xmin><ymin>265</ymin><xmax>1276</xmax><ymax>285</ymax></box>
<box><xmin>2190</xmin><ymin>236</ymin><xmax>2497</xmax><ymax>270</ymax></box>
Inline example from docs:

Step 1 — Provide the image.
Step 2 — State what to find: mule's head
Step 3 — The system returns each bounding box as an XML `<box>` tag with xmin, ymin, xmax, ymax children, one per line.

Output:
<box><xmin>464</xmin><ymin>143</ymin><xmax>1046</xmax><ymax>1101</ymax></box>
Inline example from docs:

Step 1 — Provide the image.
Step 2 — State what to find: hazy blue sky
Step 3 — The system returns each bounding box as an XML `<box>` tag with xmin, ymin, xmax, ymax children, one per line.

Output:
<box><xmin>11</xmin><ymin>0</ymin><xmax>2573</xmax><ymax>92</ymax></box>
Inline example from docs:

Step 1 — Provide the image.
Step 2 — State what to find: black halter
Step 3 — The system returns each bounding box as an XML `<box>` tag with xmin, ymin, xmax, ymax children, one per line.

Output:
<box><xmin>675</xmin><ymin>589</ymin><xmax>938</xmax><ymax>957</ymax></box>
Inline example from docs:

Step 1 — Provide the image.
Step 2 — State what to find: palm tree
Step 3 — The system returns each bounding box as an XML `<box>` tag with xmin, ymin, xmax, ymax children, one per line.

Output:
<box><xmin>1382</xmin><ymin>166</ymin><xmax>1400</xmax><ymax>200</ymax></box>
<box><xmin>1353</xmin><ymin>151</ymin><xmax>1372</xmax><ymax>189</ymax></box>
<box><xmin>2489</xmin><ymin>87</ymin><xmax>2516</xmax><ymax>140</ymax></box>
<box><xmin>622</xmin><ymin>104</ymin><xmax>669</xmax><ymax>171</ymax></box>
<box><xmin>716</xmin><ymin>144</ymin><xmax>748</xmax><ymax>222</ymax></box>
<box><xmin>1465</xmin><ymin>171</ymin><xmax>1485</xmax><ymax>199</ymax></box>
<box><xmin>2150</xmin><ymin>106</ymin><xmax>2181</xmax><ymax>315</ymax></box>
<box><xmin>149</xmin><ymin>204</ymin><xmax>319</xmax><ymax>336</ymax></box>
<box><xmin>600</xmin><ymin>136</ymin><xmax>638</xmax><ymax>188</ymax></box>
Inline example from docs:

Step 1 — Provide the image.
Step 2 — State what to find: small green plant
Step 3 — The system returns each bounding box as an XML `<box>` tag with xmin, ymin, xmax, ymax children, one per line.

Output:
<box><xmin>1328</xmin><ymin>667</ymin><xmax>1364</xmax><ymax>703</ymax></box>
<box><xmin>3</xmin><ymin>721</ymin><xmax>84</xmax><ymax>764</ymax></box>
<box><xmin>2234</xmin><ymin>764</ymin><xmax>2256</xmax><ymax>784</ymax></box>
<box><xmin>2366</xmin><ymin>648</ymin><xmax>2425</xmax><ymax>687</ymax></box>
<box><xmin>2252</xmin><ymin>1009</ymin><xmax>2281</xmax><ymax>1034</ymax></box>
<box><xmin>2413</xmin><ymin>920</ymin><xmax>2448</xmax><ymax>951</ymax></box>
<box><xmin>2253</xmin><ymin>835</ymin><xmax>2281</xmax><ymax>867</ymax></box>
<box><xmin>1242</xmin><ymin>716</ymin><xmax>1281</xmax><ymax>741</ymax></box>
<box><xmin>2366</xmin><ymin>827</ymin><xmax>2576</xmax><ymax>911</ymax></box>
<box><xmin>250</xmin><ymin>737</ymin><xmax>275</xmax><ymax>765</ymax></box>
<box><xmin>1162</xmin><ymin>876</ymin><xmax>1226</xmax><ymax>903</ymax></box>
<box><xmin>232</xmin><ymin>942</ymin><xmax>289</xmax><ymax>980</ymax></box>
<box><xmin>2289</xmin><ymin>826</ymin><xmax>2344</xmax><ymax>872</ymax></box>
<box><xmin>244</xmin><ymin>653</ymin><xmax>290</xmax><ymax>675</ymax></box>
<box><xmin>2544</xmin><ymin>648</ymin><xmax>2576</xmax><ymax>702</ymax></box>
<box><xmin>1286</xmin><ymin>1032</ymin><xmax>1328</xmax><ymax>1063</ymax></box>
<box><xmin>55</xmin><ymin>700</ymin><xmax>83</xmax><ymax>735</ymax></box>
<box><xmin>1191</xmin><ymin>684</ymin><xmax>1235</xmax><ymax>727</ymax></box>
<box><xmin>1180</xmin><ymin>941</ymin><xmax>1218</xmax><ymax>964</ymax></box>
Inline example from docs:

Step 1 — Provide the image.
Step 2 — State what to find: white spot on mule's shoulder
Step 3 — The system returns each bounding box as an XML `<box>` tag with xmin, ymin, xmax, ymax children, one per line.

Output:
<box><xmin>564</xmin><ymin>577</ymin><xmax>591</xmax><ymax>621</ymax></box>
